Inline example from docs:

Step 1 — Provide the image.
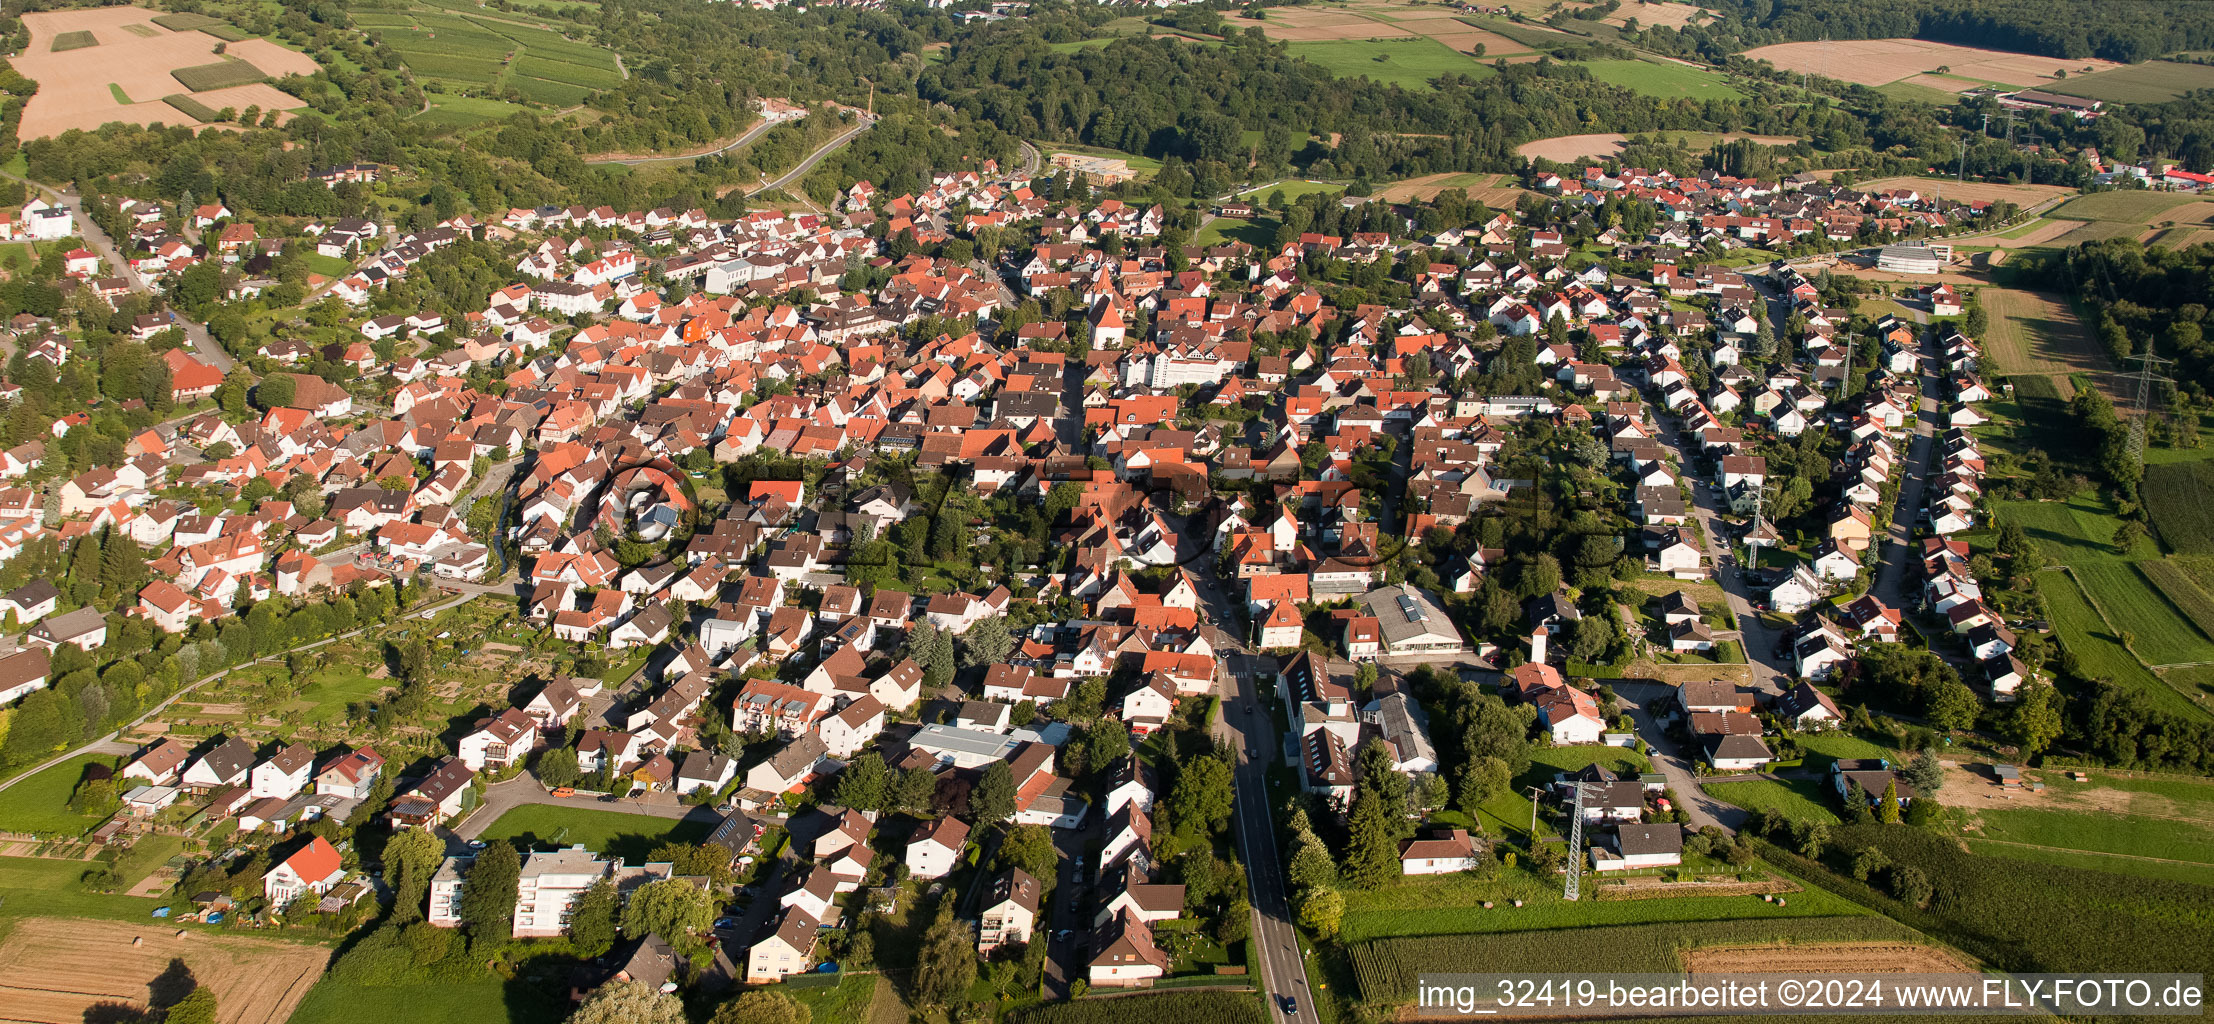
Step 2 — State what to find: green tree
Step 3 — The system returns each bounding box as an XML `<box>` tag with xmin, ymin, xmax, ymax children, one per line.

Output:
<box><xmin>165</xmin><ymin>988</ymin><xmax>218</xmax><ymax>1024</ymax></box>
<box><xmin>995</xmin><ymin>824</ymin><xmax>1056</xmax><ymax>882</ymax></box>
<box><xmin>1454</xmin><ymin>755</ymin><xmax>1511</xmax><ymax>814</ymax></box>
<box><xmin>568</xmin><ymin>878</ymin><xmax>621</xmax><ymax>958</ymax></box>
<box><xmin>2001</xmin><ymin>682</ymin><xmax>2064</xmax><ymax>760</ymax></box>
<box><xmin>567</xmin><ymin>979</ymin><xmax>684</xmax><ymax>1024</ymax></box>
<box><xmin>834</xmin><ymin>751</ymin><xmax>889</xmax><ymax>811</ymax></box>
<box><xmin>1169</xmin><ymin>755</ymin><xmax>1234</xmax><ymax>837</ymax></box>
<box><xmin>255</xmin><ymin>372</ymin><xmax>296</xmax><ymax>411</ymax></box>
<box><xmin>537</xmin><ymin>747</ymin><xmax>581</xmax><ymax>789</ymax></box>
<box><xmin>459</xmin><ymin>840</ymin><xmax>521</xmax><ymax>937</ymax></box>
<box><xmin>972</xmin><ymin>760</ymin><xmax>1016</xmax><ymax>825</ymax></box>
<box><xmin>711</xmin><ymin>990</ymin><xmax>810</xmax><ymax>1024</ymax></box>
<box><xmin>1923</xmin><ymin>678</ymin><xmax>1980</xmax><ymax>733</ymax></box>
<box><xmin>957</xmin><ymin>615</ymin><xmax>1017</xmax><ymax>667</ymax></box>
<box><xmin>1342</xmin><ymin>789</ymin><xmax>1400</xmax><ymax>888</ymax></box>
<box><xmin>622</xmin><ymin>877</ymin><xmax>715</xmax><ymax>945</ymax></box>
<box><xmin>385</xmin><ymin>825</ymin><xmax>447</xmax><ymax>923</ymax></box>
<box><xmin>896</xmin><ymin>766</ymin><xmax>938</xmax><ymax>813</ymax></box>
<box><xmin>1878</xmin><ymin>782</ymin><xmax>1904</xmax><ymax>824</ymax></box>
<box><xmin>1295</xmin><ymin>886</ymin><xmax>1343</xmax><ymax>936</ymax></box>
<box><xmin>1086</xmin><ymin>719</ymin><xmax>1130</xmax><ymax>775</ymax></box>
<box><xmin>911</xmin><ymin>905</ymin><xmax>978</xmax><ymax>1008</ymax></box>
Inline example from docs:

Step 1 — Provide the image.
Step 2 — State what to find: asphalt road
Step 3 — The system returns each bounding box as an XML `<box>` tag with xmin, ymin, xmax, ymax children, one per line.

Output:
<box><xmin>586</xmin><ymin>115</ymin><xmax>782</xmax><ymax>167</ymax></box>
<box><xmin>1641</xmin><ymin>409</ymin><xmax>1795</xmax><ymax>698</ymax></box>
<box><xmin>1869</xmin><ymin>322</ymin><xmax>1941</xmax><ymax>611</ymax></box>
<box><xmin>1190</xmin><ymin>565</ymin><xmax>1311</xmax><ymax>1023</ymax></box>
<box><xmin>749</xmin><ymin>117</ymin><xmax>876</xmax><ymax>195</ymax></box>
<box><xmin>0</xmin><ymin>170</ymin><xmax>237</xmax><ymax>374</ymax></box>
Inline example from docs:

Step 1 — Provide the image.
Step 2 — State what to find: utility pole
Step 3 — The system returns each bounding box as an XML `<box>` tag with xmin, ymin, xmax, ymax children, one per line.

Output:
<box><xmin>1564</xmin><ymin>782</ymin><xmax>1591</xmax><ymax>901</ymax></box>
<box><xmin>2121</xmin><ymin>351</ymin><xmax>2176</xmax><ymax>469</ymax></box>
<box><xmin>1526</xmin><ymin>785</ymin><xmax>1544</xmax><ymax>841</ymax></box>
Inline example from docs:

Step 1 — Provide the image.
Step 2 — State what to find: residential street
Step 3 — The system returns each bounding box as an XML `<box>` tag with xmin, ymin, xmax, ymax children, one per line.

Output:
<box><xmin>1192</xmin><ymin>564</ymin><xmax>1310</xmax><ymax>1024</ymax></box>
<box><xmin>0</xmin><ymin>169</ymin><xmax>238</xmax><ymax>373</ymax></box>
<box><xmin>1614</xmin><ymin>680</ymin><xmax>1745</xmax><ymax>832</ymax></box>
<box><xmin>1869</xmin><ymin>320</ymin><xmax>1942</xmax><ymax>610</ymax></box>
<box><xmin>1642</xmin><ymin>408</ymin><xmax>1796</xmax><ymax>699</ymax></box>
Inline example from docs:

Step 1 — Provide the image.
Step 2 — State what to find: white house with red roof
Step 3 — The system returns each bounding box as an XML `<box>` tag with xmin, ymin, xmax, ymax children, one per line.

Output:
<box><xmin>263</xmin><ymin>835</ymin><xmax>346</xmax><ymax>908</ymax></box>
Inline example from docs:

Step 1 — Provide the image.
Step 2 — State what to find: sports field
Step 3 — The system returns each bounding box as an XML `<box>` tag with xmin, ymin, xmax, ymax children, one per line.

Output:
<box><xmin>2046</xmin><ymin>60</ymin><xmax>2214</xmax><ymax>105</ymax></box>
<box><xmin>2049</xmin><ymin>190</ymin><xmax>2209</xmax><ymax>224</ymax></box>
<box><xmin>1745</xmin><ymin>37</ymin><xmax>2117</xmax><ymax>90</ymax></box>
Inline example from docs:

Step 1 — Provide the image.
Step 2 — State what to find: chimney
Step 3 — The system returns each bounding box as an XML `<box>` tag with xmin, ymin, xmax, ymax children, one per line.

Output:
<box><xmin>1530</xmin><ymin>626</ymin><xmax>1549</xmax><ymax>666</ymax></box>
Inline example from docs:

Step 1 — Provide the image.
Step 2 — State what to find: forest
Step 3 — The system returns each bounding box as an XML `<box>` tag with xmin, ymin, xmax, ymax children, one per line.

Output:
<box><xmin>1688</xmin><ymin>0</ymin><xmax>2214</xmax><ymax>64</ymax></box>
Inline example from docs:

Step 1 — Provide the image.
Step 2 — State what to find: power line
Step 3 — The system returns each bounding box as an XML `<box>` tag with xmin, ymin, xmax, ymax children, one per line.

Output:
<box><xmin>2118</xmin><ymin>351</ymin><xmax>2175</xmax><ymax>470</ymax></box>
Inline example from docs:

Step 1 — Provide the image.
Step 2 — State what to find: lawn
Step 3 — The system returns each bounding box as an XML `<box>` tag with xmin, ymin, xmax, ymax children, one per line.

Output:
<box><xmin>2145</xmin><ymin>458</ymin><xmax>2214</xmax><ymax>555</ymax></box>
<box><xmin>1283</xmin><ymin>37</ymin><xmax>1492</xmax><ymax>91</ymax></box>
<box><xmin>474</xmin><ymin>804</ymin><xmax>711</xmax><ymax>863</ymax></box>
<box><xmin>2047</xmin><ymin>60</ymin><xmax>2214</xmax><ymax>105</ymax></box>
<box><xmin>108</xmin><ymin>83</ymin><xmax>133</xmax><ymax>104</ymax></box>
<box><xmin>1792</xmin><ymin>730</ymin><xmax>1894</xmax><ymax>768</ymax></box>
<box><xmin>0</xmin><ymin>753</ymin><xmax>117</xmax><ymax>836</ymax></box>
<box><xmin>2048</xmin><ymin>190</ymin><xmax>2206</xmax><ymax>224</ymax></box>
<box><xmin>1575</xmin><ymin>58</ymin><xmax>1743</xmax><ymax>100</ymax></box>
<box><xmin>2036</xmin><ymin>567</ymin><xmax>2208</xmax><ymax>719</ymax></box>
<box><xmin>287</xmin><ymin>976</ymin><xmax>556</xmax><ymax>1024</ymax></box>
<box><xmin>1336</xmin><ymin>860</ymin><xmax>1865</xmax><ymax>942</ymax></box>
<box><xmin>2070</xmin><ymin>561</ymin><xmax>2214</xmax><ymax>666</ymax></box>
<box><xmin>0</xmin><ymin>857</ymin><xmax>167</xmax><ymax>945</ymax></box>
<box><xmin>1963</xmin><ymin>840</ymin><xmax>2214</xmax><ymax>887</ymax></box>
<box><xmin>1972</xmin><ymin>806</ymin><xmax>2214</xmax><ymax>865</ymax></box>
<box><xmin>303</xmin><ymin>252</ymin><xmax>354</xmax><ymax>278</ymax></box>
<box><xmin>1703</xmin><ymin>778</ymin><xmax>1840</xmax><ymax>825</ymax></box>
<box><xmin>415</xmin><ymin>95</ymin><xmax>530</xmax><ymax>130</ymax></box>
<box><xmin>1238</xmin><ymin>179</ymin><xmax>1345</xmax><ymax>204</ymax></box>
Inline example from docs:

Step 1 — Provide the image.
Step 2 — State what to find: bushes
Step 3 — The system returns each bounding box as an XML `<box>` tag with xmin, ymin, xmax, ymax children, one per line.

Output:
<box><xmin>1008</xmin><ymin>991</ymin><xmax>1266</xmax><ymax>1024</ymax></box>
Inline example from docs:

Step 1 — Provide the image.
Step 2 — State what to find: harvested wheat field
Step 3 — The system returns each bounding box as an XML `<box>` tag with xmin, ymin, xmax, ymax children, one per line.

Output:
<box><xmin>1746</xmin><ymin>37</ymin><xmax>2118</xmax><ymax>89</ymax></box>
<box><xmin>1516</xmin><ymin>131</ymin><xmax>1796</xmax><ymax>163</ymax></box>
<box><xmin>0</xmin><ymin>918</ymin><xmax>327</xmax><ymax>1024</ymax></box>
<box><xmin>1373</xmin><ymin>172</ymin><xmax>1533</xmax><ymax>206</ymax></box>
<box><xmin>1852</xmin><ymin>175</ymin><xmax>2073</xmax><ymax>207</ymax></box>
<box><xmin>11</xmin><ymin>6</ymin><xmax>313</xmax><ymax>138</ymax></box>
<box><xmin>1222</xmin><ymin>10</ymin><xmax>1413</xmax><ymax>40</ymax></box>
<box><xmin>1605</xmin><ymin>1</ymin><xmax>1711</xmax><ymax>29</ymax></box>
<box><xmin>1685</xmin><ymin>943</ymin><xmax>1976</xmax><ymax>975</ymax></box>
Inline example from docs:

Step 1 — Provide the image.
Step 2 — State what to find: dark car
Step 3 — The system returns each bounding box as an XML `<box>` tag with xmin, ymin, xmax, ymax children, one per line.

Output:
<box><xmin>1282</xmin><ymin>995</ymin><xmax>1299</xmax><ymax>1015</ymax></box>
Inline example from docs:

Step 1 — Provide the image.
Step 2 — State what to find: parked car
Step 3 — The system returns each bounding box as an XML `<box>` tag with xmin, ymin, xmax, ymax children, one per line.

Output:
<box><xmin>550</xmin><ymin>787</ymin><xmax>576</xmax><ymax>798</ymax></box>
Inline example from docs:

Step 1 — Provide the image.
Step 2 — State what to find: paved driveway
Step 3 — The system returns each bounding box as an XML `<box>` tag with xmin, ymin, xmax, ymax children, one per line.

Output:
<box><xmin>1615</xmin><ymin>681</ymin><xmax>1746</xmax><ymax>832</ymax></box>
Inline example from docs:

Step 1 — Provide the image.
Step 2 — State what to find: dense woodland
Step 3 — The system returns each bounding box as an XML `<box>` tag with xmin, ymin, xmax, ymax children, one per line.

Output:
<box><xmin>1675</xmin><ymin>0</ymin><xmax>2214</xmax><ymax>64</ymax></box>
